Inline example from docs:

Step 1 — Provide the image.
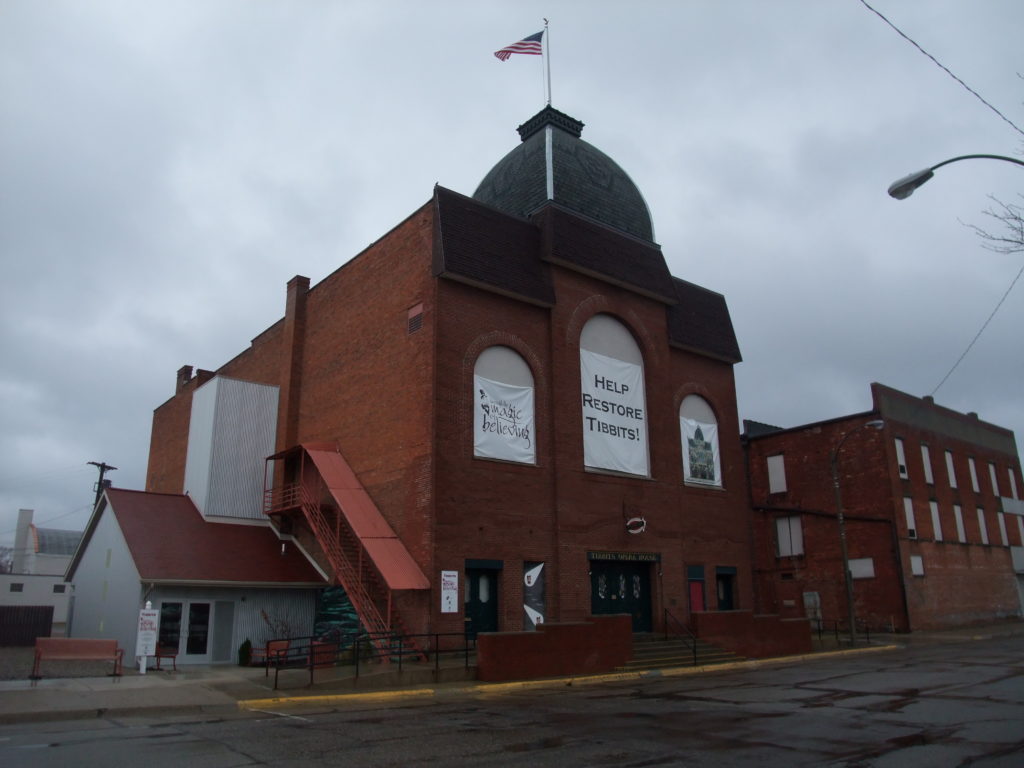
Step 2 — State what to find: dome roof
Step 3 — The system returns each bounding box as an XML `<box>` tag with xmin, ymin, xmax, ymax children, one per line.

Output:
<box><xmin>472</xmin><ymin>107</ymin><xmax>654</xmax><ymax>242</ymax></box>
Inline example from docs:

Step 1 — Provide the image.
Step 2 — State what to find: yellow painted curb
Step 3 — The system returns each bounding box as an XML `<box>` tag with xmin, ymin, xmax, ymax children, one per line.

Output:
<box><xmin>236</xmin><ymin>643</ymin><xmax>901</xmax><ymax>711</ymax></box>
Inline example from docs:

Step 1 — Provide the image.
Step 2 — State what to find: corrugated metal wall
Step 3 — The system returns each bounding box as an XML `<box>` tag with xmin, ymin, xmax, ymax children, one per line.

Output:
<box><xmin>183</xmin><ymin>376</ymin><xmax>279</xmax><ymax>521</ymax></box>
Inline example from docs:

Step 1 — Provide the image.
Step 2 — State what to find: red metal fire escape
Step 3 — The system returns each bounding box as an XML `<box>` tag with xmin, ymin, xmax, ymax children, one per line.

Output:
<box><xmin>263</xmin><ymin>444</ymin><xmax>429</xmax><ymax>660</ymax></box>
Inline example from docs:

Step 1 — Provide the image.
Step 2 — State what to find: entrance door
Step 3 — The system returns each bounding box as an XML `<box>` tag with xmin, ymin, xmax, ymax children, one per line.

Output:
<box><xmin>715</xmin><ymin>569</ymin><xmax>736</xmax><ymax>611</ymax></box>
<box><xmin>590</xmin><ymin>561</ymin><xmax>652</xmax><ymax>632</ymax></box>
<box><xmin>159</xmin><ymin>601</ymin><xmax>214</xmax><ymax>662</ymax></box>
<box><xmin>465</xmin><ymin>569</ymin><xmax>499</xmax><ymax>638</ymax></box>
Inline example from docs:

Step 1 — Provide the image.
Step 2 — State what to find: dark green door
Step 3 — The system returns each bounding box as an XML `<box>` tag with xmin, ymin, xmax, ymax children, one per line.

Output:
<box><xmin>465</xmin><ymin>568</ymin><xmax>499</xmax><ymax>638</ymax></box>
<box><xmin>590</xmin><ymin>561</ymin><xmax>652</xmax><ymax>632</ymax></box>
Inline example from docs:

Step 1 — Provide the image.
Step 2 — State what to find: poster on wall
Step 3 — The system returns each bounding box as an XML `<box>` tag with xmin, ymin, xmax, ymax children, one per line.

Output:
<box><xmin>523</xmin><ymin>562</ymin><xmax>545</xmax><ymax>630</ymax></box>
<box><xmin>681</xmin><ymin>417</ymin><xmax>721</xmax><ymax>485</ymax></box>
<box><xmin>580</xmin><ymin>349</ymin><xmax>648</xmax><ymax>476</ymax></box>
<box><xmin>474</xmin><ymin>375</ymin><xmax>535</xmax><ymax>464</ymax></box>
<box><xmin>440</xmin><ymin>570</ymin><xmax>459</xmax><ymax>614</ymax></box>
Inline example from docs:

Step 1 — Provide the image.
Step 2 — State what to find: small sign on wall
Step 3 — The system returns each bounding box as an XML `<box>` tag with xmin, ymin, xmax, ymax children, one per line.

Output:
<box><xmin>440</xmin><ymin>570</ymin><xmax>459</xmax><ymax>614</ymax></box>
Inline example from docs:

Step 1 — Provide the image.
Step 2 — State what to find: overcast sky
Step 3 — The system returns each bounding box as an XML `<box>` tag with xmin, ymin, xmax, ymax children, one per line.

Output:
<box><xmin>2</xmin><ymin>0</ymin><xmax>1023</xmax><ymax>545</ymax></box>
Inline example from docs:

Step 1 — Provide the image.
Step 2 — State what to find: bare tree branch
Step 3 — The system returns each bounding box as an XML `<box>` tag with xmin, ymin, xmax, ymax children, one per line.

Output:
<box><xmin>963</xmin><ymin>194</ymin><xmax>1024</xmax><ymax>254</ymax></box>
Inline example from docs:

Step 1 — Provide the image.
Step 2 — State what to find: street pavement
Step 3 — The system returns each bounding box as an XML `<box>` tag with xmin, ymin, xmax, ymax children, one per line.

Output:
<box><xmin>0</xmin><ymin>621</ymin><xmax>1020</xmax><ymax>725</ymax></box>
<box><xmin>0</xmin><ymin>624</ymin><xmax>1021</xmax><ymax>767</ymax></box>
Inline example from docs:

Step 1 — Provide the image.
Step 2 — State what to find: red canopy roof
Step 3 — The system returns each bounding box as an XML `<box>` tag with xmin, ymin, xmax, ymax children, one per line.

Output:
<box><xmin>102</xmin><ymin>488</ymin><xmax>324</xmax><ymax>586</ymax></box>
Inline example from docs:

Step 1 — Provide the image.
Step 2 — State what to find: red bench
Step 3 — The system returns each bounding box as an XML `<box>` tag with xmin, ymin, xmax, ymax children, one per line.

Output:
<box><xmin>31</xmin><ymin>637</ymin><xmax>124</xmax><ymax>681</ymax></box>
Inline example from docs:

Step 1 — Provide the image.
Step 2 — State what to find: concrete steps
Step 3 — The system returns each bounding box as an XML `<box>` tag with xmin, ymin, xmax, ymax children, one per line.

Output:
<box><xmin>619</xmin><ymin>634</ymin><xmax>744</xmax><ymax>672</ymax></box>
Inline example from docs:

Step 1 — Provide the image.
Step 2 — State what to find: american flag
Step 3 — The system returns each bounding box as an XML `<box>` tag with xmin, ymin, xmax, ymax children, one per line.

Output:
<box><xmin>494</xmin><ymin>31</ymin><xmax>544</xmax><ymax>61</ymax></box>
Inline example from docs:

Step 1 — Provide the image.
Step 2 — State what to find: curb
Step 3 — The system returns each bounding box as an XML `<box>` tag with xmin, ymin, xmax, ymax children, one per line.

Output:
<box><xmin>237</xmin><ymin>643</ymin><xmax>901</xmax><ymax>711</ymax></box>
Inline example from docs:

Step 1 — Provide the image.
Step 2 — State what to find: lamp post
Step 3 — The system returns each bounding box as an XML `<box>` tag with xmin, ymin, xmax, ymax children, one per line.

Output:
<box><xmin>829</xmin><ymin>419</ymin><xmax>884</xmax><ymax>646</ymax></box>
<box><xmin>888</xmin><ymin>154</ymin><xmax>1024</xmax><ymax>200</ymax></box>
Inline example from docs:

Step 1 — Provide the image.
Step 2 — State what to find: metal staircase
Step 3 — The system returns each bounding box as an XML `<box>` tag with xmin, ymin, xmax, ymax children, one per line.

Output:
<box><xmin>264</xmin><ymin>448</ymin><xmax>426</xmax><ymax>662</ymax></box>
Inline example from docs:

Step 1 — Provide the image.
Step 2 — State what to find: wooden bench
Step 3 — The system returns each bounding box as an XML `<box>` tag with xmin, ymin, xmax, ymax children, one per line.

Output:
<box><xmin>31</xmin><ymin>637</ymin><xmax>124</xmax><ymax>680</ymax></box>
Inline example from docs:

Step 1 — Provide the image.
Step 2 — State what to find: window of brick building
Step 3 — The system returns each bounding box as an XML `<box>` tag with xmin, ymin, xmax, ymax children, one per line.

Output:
<box><xmin>849</xmin><ymin>557</ymin><xmax>875</xmax><ymax>579</ymax></box>
<box><xmin>968</xmin><ymin>458</ymin><xmax>980</xmax><ymax>492</ymax></box>
<box><xmin>921</xmin><ymin>445</ymin><xmax>934</xmax><ymax>485</ymax></box>
<box><xmin>903</xmin><ymin>497</ymin><xmax>917</xmax><ymax>539</ymax></box>
<box><xmin>929</xmin><ymin>501</ymin><xmax>942</xmax><ymax>541</ymax></box>
<box><xmin>473</xmin><ymin>346</ymin><xmax>535</xmax><ymax>465</ymax></box>
<box><xmin>767</xmin><ymin>454</ymin><xmax>787</xmax><ymax>494</ymax></box>
<box><xmin>997</xmin><ymin>512</ymin><xmax>1009</xmax><ymax>546</ymax></box>
<box><xmin>977</xmin><ymin>508</ymin><xmax>989</xmax><ymax>545</ymax></box>
<box><xmin>910</xmin><ymin>555</ymin><xmax>924</xmax><ymax>576</ymax></box>
<box><xmin>988</xmin><ymin>462</ymin><xmax>1000</xmax><ymax>496</ymax></box>
<box><xmin>894</xmin><ymin>439</ymin><xmax>909</xmax><ymax>479</ymax></box>
<box><xmin>580</xmin><ymin>314</ymin><xmax>649</xmax><ymax>477</ymax></box>
<box><xmin>775</xmin><ymin>516</ymin><xmax>803</xmax><ymax>557</ymax></box>
<box><xmin>680</xmin><ymin>395</ymin><xmax>720</xmax><ymax>487</ymax></box>
<box><xmin>954</xmin><ymin>505</ymin><xmax>966</xmax><ymax>543</ymax></box>
<box><xmin>945</xmin><ymin>450</ymin><xmax>957</xmax><ymax>489</ymax></box>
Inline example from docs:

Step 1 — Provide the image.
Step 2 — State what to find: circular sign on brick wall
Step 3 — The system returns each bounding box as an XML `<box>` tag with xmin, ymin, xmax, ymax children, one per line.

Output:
<box><xmin>625</xmin><ymin>516</ymin><xmax>646</xmax><ymax>535</ymax></box>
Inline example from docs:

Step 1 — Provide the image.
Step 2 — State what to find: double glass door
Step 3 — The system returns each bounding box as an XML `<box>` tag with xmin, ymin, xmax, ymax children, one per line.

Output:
<box><xmin>158</xmin><ymin>601</ymin><xmax>212</xmax><ymax>661</ymax></box>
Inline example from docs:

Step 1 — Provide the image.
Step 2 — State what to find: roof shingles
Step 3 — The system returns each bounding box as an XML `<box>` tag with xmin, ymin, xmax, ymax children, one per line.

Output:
<box><xmin>106</xmin><ymin>489</ymin><xmax>323</xmax><ymax>585</ymax></box>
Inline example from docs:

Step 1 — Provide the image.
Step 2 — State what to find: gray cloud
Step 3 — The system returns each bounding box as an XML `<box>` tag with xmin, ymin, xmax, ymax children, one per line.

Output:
<box><xmin>2</xmin><ymin>0</ymin><xmax>1022</xmax><ymax>542</ymax></box>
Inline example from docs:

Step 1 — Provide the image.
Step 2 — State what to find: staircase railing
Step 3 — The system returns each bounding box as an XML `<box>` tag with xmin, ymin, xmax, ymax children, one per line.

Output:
<box><xmin>663</xmin><ymin>608</ymin><xmax>698</xmax><ymax>666</ymax></box>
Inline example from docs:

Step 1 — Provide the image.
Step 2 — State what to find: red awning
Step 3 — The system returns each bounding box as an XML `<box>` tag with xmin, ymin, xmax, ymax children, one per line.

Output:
<box><xmin>305</xmin><ymin>448</ymin><xmax>429</xmax><ymax>591</ymax></box>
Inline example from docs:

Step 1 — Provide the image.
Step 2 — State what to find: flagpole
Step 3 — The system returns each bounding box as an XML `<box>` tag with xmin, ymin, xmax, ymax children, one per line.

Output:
<box><xmin>543</xmin><ymin>18</ymin><xmax>552</xmax><ymax>106</ymax></box>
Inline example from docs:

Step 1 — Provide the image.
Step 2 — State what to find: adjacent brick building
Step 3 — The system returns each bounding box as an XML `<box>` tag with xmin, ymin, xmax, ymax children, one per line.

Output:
<box><xmin>144</xmin><ymin>106</ymin><xmax>761</xmax><ymax>653</ymax></box>
<box><xmin>745</xmin><ymin>383</ymin><xmax>1024</xmax><ymax>632</ymax></box>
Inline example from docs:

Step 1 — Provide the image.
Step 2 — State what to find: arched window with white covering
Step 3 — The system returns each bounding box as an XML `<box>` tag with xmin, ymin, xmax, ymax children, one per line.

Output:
<box><xmin>473</xmin><ymin>346</ymin><xmax>535</xmax><ymax>464</ymax></box>
<box><xmin>680</xmin><ymin>394</ymin><xmax>721</xmax><ymax>486</ymax></box>
<box><xmin>579</xmin><ymin>314</ymin><xmax>649</xmax><ymax>476</ymax></box>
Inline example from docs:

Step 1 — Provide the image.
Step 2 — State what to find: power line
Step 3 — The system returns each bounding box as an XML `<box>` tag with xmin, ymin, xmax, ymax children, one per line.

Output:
<box><xmin>858</xmin><ymin>0</ymin><xmax>1024</xmax><ymax>139</ymax></box>
<box><xmin>930</xmin><ymin>259</ymin><xmax>1024</xmax><ymax>396</ymax></box>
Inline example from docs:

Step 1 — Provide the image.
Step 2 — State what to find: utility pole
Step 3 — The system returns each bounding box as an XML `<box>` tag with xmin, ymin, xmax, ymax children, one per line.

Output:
<box><xmin>88</xmin><ymin>461</ymin><xmax>117</xmax><ymax>512</ymax></box>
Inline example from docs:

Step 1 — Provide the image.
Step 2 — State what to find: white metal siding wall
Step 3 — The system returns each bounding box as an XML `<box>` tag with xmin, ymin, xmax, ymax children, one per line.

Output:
<box><xmin>68</xmin><ymin>509</ymin><xmax>143</xmax><ymax>654</ymax></box>
<box><xmin>183</xmin><ymin>378</ymin><xmax>218</xmax><ymax>514</ymax></box>
<box><xmin>209</xmin><ymin>378</ymin><xmax>279</xmax><ymax>520</ymax></box>
<box><xmin>183</xmin><ymin>376</ymin><xmax>279</xmax><ymax>521</ymax></box>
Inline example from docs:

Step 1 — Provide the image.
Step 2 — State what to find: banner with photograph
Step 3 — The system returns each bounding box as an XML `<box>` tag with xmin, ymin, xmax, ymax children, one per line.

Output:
<box><xmin>681</xmin><ymin>417</ymin><xmax>721</xmax><ymax>485</ymax></box>
<box><xmin>580</xmin><ymin>349</ymin><xmax>648</xmax><ymax>476</ymax></box>
<box><xmin>474</xmin><ymin>375</ymin><xmax>535</xmax><ymax>464</ymax></box>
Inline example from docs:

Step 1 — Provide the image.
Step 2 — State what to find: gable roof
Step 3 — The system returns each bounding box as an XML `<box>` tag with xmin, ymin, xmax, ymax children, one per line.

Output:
<box><xmin>68</xmin><ymin>488</ymin><xmax>324</xmax><ymax>587</ymax></box>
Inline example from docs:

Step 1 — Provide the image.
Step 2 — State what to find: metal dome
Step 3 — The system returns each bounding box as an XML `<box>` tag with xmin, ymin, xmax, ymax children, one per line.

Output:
<box><xmin>472</xmin><ymin>106</ymin><xmax>654</xmax><ymax>242</ymax></box>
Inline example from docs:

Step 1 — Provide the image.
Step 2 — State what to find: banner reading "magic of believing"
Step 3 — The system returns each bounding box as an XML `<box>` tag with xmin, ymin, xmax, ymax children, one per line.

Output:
<box><xmin>474</xmin><ymin>375</ymin><xmax>535</xmax><ymax>464</ymax></box>
<box><xmin>580</xmin><ymin>349</ymin><xmax>648</xmax><ymax>476</ymax></box>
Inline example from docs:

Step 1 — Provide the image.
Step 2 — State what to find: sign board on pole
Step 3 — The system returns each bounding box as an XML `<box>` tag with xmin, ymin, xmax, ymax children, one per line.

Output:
<box><xmin>136</xmin><ymin>605</ymin><xmax>159</xmax><ymax>673</ymax></box>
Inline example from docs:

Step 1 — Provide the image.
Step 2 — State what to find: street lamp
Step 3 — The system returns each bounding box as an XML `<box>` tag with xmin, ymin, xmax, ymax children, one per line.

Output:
<box><xmin>830</xmin><ymin>419</ymin><xmax>884</xmax><ymax>647</ymax></box>
<box><xmin>888</xmin><ymin>154</ymin><xmax>1024</xmax><ymax>200</ymax></box>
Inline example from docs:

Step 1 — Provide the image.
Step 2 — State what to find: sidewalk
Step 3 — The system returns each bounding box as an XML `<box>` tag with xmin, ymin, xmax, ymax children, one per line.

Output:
<box><xmin>2</xmin><ymin>620</ymin><xmax>1021</xmax><ymax>725</ymax></box>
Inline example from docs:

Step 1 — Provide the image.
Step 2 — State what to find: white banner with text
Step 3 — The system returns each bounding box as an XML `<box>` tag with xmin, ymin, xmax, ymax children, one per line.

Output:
<box><xmin>580</xmin><ymin>349</ymin><xmax>648</xmax><ymax>476</ymax></box>
<box><xmin>474</xmin><ymin>375</ymin><xmax>535</xmax><ymax>464</ymax></box>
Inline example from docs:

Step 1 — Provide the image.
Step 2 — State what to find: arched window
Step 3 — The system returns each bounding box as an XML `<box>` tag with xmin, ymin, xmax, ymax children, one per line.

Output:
<box><xmin>579</xmin><ymin>315</ymin><xmax>649</xmax><ymax>476</ymax></box>
<box><xmin>473</xmin><ymin>346</ymin><xmax>535</xmax><ymax>464</ymax></box>
<box><xmin>680</xmin><ymin>394</ymin><xmax>721</xmax><ymax>486</ymax></box>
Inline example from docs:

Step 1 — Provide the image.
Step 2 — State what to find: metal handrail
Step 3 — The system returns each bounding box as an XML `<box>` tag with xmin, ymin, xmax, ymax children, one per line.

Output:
<box><xmin>264</xmin><ymin>630</ymin><xmax>476</xmax><ymax>689</ymax></box>
<box><xmin>663</xmin><ymin>608</ymin><xmax>698</xmax><ymax>666</ymax></box>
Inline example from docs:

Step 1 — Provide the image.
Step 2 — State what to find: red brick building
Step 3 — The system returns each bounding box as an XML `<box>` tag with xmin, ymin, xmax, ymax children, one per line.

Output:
<box><xmin>145</xmin><ymin>107</ymin><xmax>759</xmax><ymax>650</ymax></box>
<box><xmin>745</xmin><ymin>383</ymin><xmax>1024</xmax><ymax>632</ymax></box>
